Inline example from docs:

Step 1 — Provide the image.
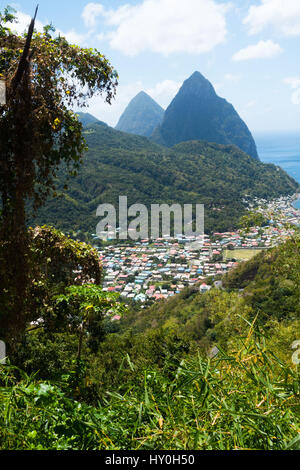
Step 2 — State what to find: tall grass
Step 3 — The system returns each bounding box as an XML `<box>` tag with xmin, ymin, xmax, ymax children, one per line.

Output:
<box><xmin>0</xmin><ymin>325</ymin><xmax>299</xmax><ymax>450</ymax></box>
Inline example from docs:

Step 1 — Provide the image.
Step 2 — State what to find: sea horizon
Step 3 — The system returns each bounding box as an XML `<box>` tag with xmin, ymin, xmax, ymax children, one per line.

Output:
<box><xmin>254</xmin><ymin>132</ymin><xmax>300</xmax><ymax>209</ymax></box>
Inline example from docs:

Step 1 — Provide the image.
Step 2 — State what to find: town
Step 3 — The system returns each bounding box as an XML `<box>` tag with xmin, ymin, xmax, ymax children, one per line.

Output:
<box><xmin>96</xmin><ymin>194</ymin><xmax>300</xmax><ymax>304</ymax></box>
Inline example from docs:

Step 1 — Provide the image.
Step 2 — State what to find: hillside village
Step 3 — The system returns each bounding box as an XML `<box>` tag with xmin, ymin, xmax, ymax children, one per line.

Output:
<box><xmin>97</xmin><ymin>194</ymin><xmax>300</xmax><ymax>305</ymax></box>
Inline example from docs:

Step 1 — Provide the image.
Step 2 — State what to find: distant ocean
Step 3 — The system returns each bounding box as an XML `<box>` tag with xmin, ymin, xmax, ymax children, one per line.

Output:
<box><xmin>255</xmin><ymin>133</ymin><xmax>300</xmax><ymax>209</ymax></box>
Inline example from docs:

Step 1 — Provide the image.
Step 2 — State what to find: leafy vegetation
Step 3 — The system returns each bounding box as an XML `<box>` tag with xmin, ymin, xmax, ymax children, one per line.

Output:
<box><xmin>0</xmin><ymin>6</ymin><xmax>118</xmax><ymax>342</ymax></box>
<box><xmin>0</xmin><ymin>6</ymin><xmax>298</xmax><ymax>453</ymax></box>
<box><xmin>118</xmin><ymin>235</ymin><xmax>300</xmax><ymax>343</ymax></box>
<box><xmin>31</xmin><ymin>123</ymin><xmax>299</xmax><ymax>237</ymax></box>
<box><xmin>76</xmin><ymin>112</ymin><xmax>100</xmax><ymax>127</ymax></box>
<box><xmin>0</xmin><ymin>225</ymin><xmax>104</xmax><ymax>346</ymax></box>
<box><xmin>1</xmin><ymin>324</ymin><xmax>298</xmax><ymax>450</ymax></box>
<box><xmin>1</xmin><ymin>236</ymin><xmax>298</xmax><ymax>450</ymax></box>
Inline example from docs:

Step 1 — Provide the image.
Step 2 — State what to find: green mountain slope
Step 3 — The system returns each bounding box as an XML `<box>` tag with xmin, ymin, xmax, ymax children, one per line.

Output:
<box><xmin>115</xmin><ymin>91</ymin><xmax>164</xmax><ymax>137</ymax></box>
<box><xmin>120</xmin><ymin>235</ymin><xmax>300</xmax><ymax>338</ymax></box>
<box><xmin>152</xmin><ymin>71</ymin><xmax>259</xmax><ymax>160</ymax></box>
<box><xmin>6</xmin><ymin>237</ymin><xmax>299</xmax><ymax>450</ymax></box>
<box><xmin>76</xmin><ymin>112</ymin><xmax>100</xmax><ymax>127</ymax></box>
<box><xmin>31</xmin><ymin>122</ymin><xmax>298</xmax><ymax>236</ymax></box>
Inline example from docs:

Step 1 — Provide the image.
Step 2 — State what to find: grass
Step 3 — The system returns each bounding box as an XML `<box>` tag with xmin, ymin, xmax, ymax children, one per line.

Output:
<box><xmin>224</xmin><ymin>249</ymin><xmax>264</xmax><ymax>261</ymax></box>
<box><xmin>0</xmin><ymin>322</ymin><xmax>299</xmax><ymax>450</ymax></box>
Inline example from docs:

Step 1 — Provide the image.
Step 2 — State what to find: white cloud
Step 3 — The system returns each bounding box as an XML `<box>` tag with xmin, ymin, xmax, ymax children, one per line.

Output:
<box><xmin>81</xmin><ymin>0</ymin><xmax>230</xmax><ymax>56</ymax></box>
<box><xmin>84</xmin><ymin>78</ymin><xmax>184</xmax><ymax>126</ymax></box>
<box><xmin>85</xmin><ymin>81</ymin><xmax>144</xmax><ymax>127</ymax></box>
<box><xmin>224</xmin><ymin>73</ymin><xmax>241</xmax><ymax>82</ymax></box>
<box><xmin>232</xmin><ymin>40</ymin><xmax>283</xmax><ymax>61</ymax></box>
<box><xmin>8</xmin><ymin>10</ymin><xmax>90</xmax><ymax>46</ymax></box>
<box><xmin>245</xmin><ymin>100</ymin><xmax>256</xmax><ymax>108</ymax></box>
<box><xmin>96</xmin><ymin>33</ymin><xmax>106</xmax><ymax>42</ymax></box>
<box><xmin>8</xmin><ymin>11</ymin><xmax>44</xmax><ymax>35</ymax></box>
<box><xmin>212</xmin><ymin>82</ymin><xmax>223</xmax><ymax>94</ymax></box>
<box><xmin>244</xmin><ymin>0</ymin><xmax>300</xmax><ymax>36</ymax></box>
<box><xmin>291</xmin><ymin>90</ymin><xmax>300</xmax><ymax>105</ymax></box>
<box><xmin>146</xmin><ymin>80</ymin><xmax>182</xmax><ymax>108</ymax></box>
<box><xmin>284</xmin><ymin>77</ymin><xmax>300</xmax><ymax>105</ymax></box>
<box><xmin>82</xmin><ymin>3</ymin><xmax>105</xmax><ymax>29</ymax></box>
<box><xmin>284</xmin><ymin>77</ymin><xmax>300</xmax><ymax>89</ymax></box>
<box><xmin>62</xmin><ymin>30</ymin><xmax>91</xmax><ymax>45</ymax></box>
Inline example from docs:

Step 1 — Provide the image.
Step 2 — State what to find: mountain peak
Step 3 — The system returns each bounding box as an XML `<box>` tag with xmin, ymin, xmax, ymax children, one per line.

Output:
<box><xmin>116</xmin><ymin>92</ymin><xmax>164</xmax><ymax>137</ymax></box>
<box><xmin>76</xmin><ymin>112</ymin><xmax>100</xmax><ymax>127</ymax></box>
<box><xmin>135</xmin><ymin>90</ymin><xmax>152</xmax><ymax>99</ymax></box>
<box><xmin>181</xmin><ymin>71</ymin><xmax>216</xmax><ymax>98</ymax></box>
<box><xmin>188</xmin><ymin>70</ymin><xmax>209</xmax><ymax>82</ymax></box>
<box><xmin>152</xmin><ymin>71</ymin><xmax>259</xmax><ymax>160</ymax></box>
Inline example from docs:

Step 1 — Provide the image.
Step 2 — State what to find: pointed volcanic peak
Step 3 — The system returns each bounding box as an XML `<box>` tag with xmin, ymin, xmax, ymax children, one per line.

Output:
<box><xmin>76</xmin><ymin>112</ymin><xmax>101</xmax><ymax>127</ymax></box>
<box><xmin>152</xmin><ymin>71</ymin><xmax>259</xmax><ymax>160</ymax></box>
<box><xmin>116</xmin><ymin>91</ymin><xmax>164</xmax><ymax>137</ymax></box>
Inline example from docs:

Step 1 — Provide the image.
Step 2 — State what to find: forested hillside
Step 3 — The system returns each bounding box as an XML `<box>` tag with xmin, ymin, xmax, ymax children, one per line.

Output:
<box><xmin>1</xmin><ymin>235</ymin><xmax>299</xmax><ymax>450</ymax></box>
<box><xmin>2</xmin><ymin>4</ymin><xmax>298</xmax><ymax>454</ymax></box>
<box><xmin>31</xmin><ymin>122</ymin><xmax>299</xmax><ymax>237</ymax></box>
<box><xmin>119</xmin><ymin>235</ymin><xmax>300</xmax><ymax>338</ymax></box>
<box><xmin>76</xmin><ymin>112</ymin><xmax>100</xmax><ymax>127</ymax></box>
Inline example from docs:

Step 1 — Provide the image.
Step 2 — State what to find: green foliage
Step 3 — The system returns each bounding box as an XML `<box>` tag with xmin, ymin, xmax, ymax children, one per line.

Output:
<box><xmin>0</xmin><ymin>8</ymin><xmax>118</xmax><ymax>211</ymax></box>
<box><xmin>239</xmin><ymin>211</ymin><xmax>268</xmax><ymax>232</ymax></box>
<box><xmin>0</xmin><ymin>326</ymin><xmax>299</xmax><ymax>450</ymax></box>
<box><xmin>223</xmin><ymin>235</ymin><xmax>300</xmax><ymax>323</ymax></box>
<box><xmin>0</xmin><ymin>6</ymin><xmax>15</xmax><ymax>33</ymax></box>
<box><xmin>32</xmin><ymin>125</ymin><xmax>299</xmax><ymax>236</ymax></box>
<box><xmin>103</xmin><ymin>236</ymin><xmax>300</xmax><ymax>374</ymax></box>
<box><xmin>0</xmin><ymin>11</ymin><xmax>299</xmax><ymax>449</ymax></box>
<box><xmin>55</xmin><ymin>284</ymin><xmax>124</xmax><ymax>322</ymax></box>
<box><xmin>117</xmin><ymin>237</ymin><xmax>300</xmax><ymax>342</ymax></box>
<box><xmin>0</xmin><ymin>236</ymin><xmax>299</xmax><ymax>450</ymax></box>
<box><xmin>0</xmin><ymin>367</ymin><xmax>107</xmax><ymax>450</ymax></box>
<box><xmin>13</xmin><ymin>282</ymin><xmax>126</xmax><ymax>391</ymax></box>
<box><xmin>0</xmin><ymin>225</ymin><xmax>103</xmax><ymax>343</ymax></box>
<box><xmin>0</xmin><ymin>6</ymin><xmax>118</xmax><ymax>341</ymax></box>
<box><xmin>15</xmin><ymin>332</ymin><xmax>79</xmax><ymax>382</ymax></box>
<box><xmin>54</xmin><ymin>284</ymin><xmax>126</xmax><ymax>356</ymax></box>
<box><xmin>76</xmin><ymin>112</ymin><xmax>100</xmax><ymax>127</ymax></box>
<box><xmin>30</xmin><ymin>225</ymin><xmax>102</xmax><ymax>285</ymax></box>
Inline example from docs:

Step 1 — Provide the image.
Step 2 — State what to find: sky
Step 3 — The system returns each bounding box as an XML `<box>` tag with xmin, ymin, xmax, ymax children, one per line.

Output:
<box><xmin>3</xmin><ymin>0</ymin><xmax>300</xmax><ymax>134</ymax></box>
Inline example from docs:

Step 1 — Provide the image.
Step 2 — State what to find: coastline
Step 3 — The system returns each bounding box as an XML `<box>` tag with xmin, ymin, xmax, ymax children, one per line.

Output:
<box><xmin>292</xmin><ymin>192</ymin><xmax>300</xmax><ymax>210</ymax></box>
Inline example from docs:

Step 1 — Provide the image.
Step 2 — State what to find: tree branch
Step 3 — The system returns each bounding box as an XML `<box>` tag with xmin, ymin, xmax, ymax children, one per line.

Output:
<box><xmin>12</xmin><ymin>5</ymin><xmax>39</xmax><ymax>91</ymax></box>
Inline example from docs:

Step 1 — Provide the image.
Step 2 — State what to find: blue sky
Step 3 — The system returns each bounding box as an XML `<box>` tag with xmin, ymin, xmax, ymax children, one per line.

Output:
<box><xmin>4</xmin><ymin>0</ymin><xmax>300</xmax><ymax>134</ymax></box>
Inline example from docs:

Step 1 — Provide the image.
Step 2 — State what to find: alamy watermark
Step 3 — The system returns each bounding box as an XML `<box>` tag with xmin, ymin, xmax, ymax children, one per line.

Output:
<box><xmin>96</xmin><ymin>197</ymin><xmax>205</xmax><ymax>250</ymax></box>
<box><xmin>291</xmin><ymin>340</ymin><xmax>300</xmax><ymax>365</ymax></box>
<box><xmin>0</xmin><ymin>338</ymin><xmax>298</xmax><ymax>365</ymax></box>
<box><xmin>0</xmin><ymin>340</ymin><xmax>6</xmax><ymax>364</ymax></box>
<box><xmin>0</xmin><ymin>79</ymin><xmax>6</xmax><ymax>105</ymax></box>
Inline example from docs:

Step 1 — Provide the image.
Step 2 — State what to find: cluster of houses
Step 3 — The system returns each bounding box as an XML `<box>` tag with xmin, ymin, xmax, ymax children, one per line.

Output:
<box><xmin>98</xmin><ymin>194</ymin><xmax>300</xmax><ymax>304</ymax></box>
<box><xmin>100</xmin><ymin>241</ymin><xmax>236</xmax><ymax>302</ymax></box>
<box><xmin>252</xmin><ymin>195</ymin><xmax>300</xmax><ymax>228</ymax></box>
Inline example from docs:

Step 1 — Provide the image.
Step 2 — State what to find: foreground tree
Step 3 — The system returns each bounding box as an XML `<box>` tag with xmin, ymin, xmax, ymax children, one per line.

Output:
<box><xmin>0</xmin><ymin>6</ymin><xmax>118</xmax><ymax>344</ymax></box>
